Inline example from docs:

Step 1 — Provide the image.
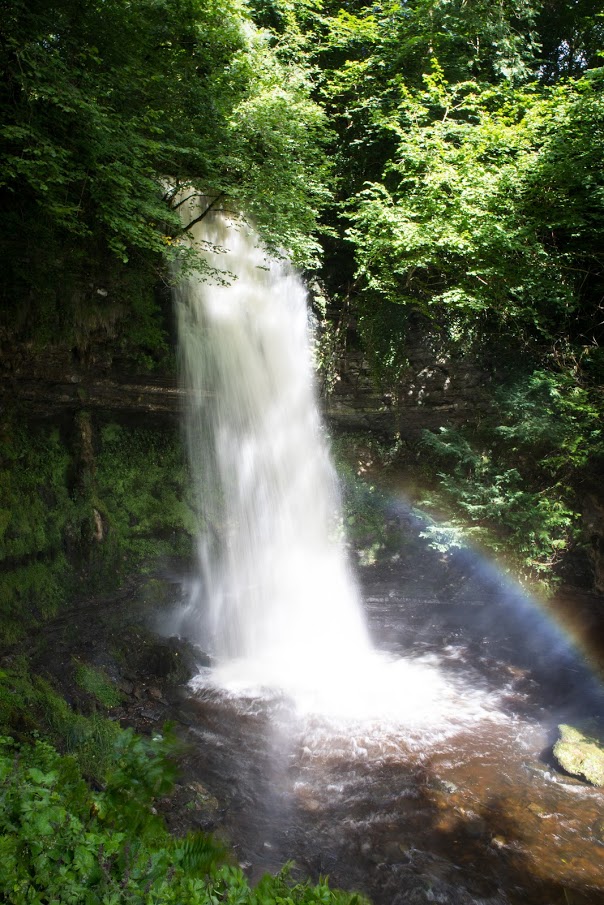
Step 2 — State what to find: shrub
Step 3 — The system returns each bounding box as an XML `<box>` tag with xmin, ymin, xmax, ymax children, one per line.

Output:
<box><xmin>0</xmin><ymin>735</ymin><xmax>368</xmax><ymax>905</ymax></box>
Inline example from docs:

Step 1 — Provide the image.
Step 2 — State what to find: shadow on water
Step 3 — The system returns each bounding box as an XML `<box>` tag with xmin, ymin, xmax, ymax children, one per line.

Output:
<box><xmin>363</xmin><ymin>499</ymin><xmax>604</xmax><ymax>720</ymax></box>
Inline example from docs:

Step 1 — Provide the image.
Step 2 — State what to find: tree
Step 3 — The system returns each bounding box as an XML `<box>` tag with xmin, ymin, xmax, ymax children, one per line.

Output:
<box><xmin>536</xmin><ymin>0</ymin><xmax>604</xmax><ymax>82</ymax></box>
<box><xmin>0</xmin><ymin>0</ymin><xmax>330</xmax><ymax>347</ymax></box>
<box><xmin>346</xmin><ymin>71</ymin><xmax>604</xmax><ymax>359</ymax></box>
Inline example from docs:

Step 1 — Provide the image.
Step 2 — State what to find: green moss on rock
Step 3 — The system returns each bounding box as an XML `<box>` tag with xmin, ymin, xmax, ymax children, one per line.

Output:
<box><xmin>0</xmin><ymin>415</ymin><xmax>196</xmax><ymax>645</ymax></box>
<box><xmin>553</xmin><ymin>724</ymin><xmax>604</xmax><ymax>787</ymax></box>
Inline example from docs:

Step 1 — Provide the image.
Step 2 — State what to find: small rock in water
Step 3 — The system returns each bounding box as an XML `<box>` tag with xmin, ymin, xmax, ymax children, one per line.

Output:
<box><xmin>527</xmin><ymin>801</ymin><xmax>549</xmax><ymax>818</ymax></box>
<box><xmin>147</xmin><ymin>686</ymin><xmax>166</xmax><ymax>703</ymax></box>
<box><xmin>553</xmin><ymin>724</ymin><xmax>604</xmax><ymax>787</ymax></box>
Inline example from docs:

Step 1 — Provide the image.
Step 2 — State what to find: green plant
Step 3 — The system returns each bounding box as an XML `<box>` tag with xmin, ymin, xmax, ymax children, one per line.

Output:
<box><xmin>332</xmin><ymin>435</ymin><xmax>403</xmax><ymax>564</ymax></box>
<box><xmin>74</xmin><ymin>663</ymin><xmax>122</xmax><ymax>710</ymax></box>
<box><xmin>0</xmin><ymin>662</ymin><xmax>122</xmax><ymax>781</ymax></box>
<box><xmin>0</xmin><ymin>734</ymin><xmax>368</xmax><ymax>905</ymax></box>
<box><xmin>415</xmin><ymin>368</ymin><xmax>601</xmax><ymax>589</ymax></box>
<box><xmin>95</xmin><ymin>422</ymin><xmax>196</xmax><ymax>576</ymax></box>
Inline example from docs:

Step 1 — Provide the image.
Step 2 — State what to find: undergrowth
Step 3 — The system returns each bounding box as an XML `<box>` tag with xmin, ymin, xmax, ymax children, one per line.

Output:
<box><xmin>0</xmin><ymin>660</ymin><xmax>122</xmax><ymax>781</ymax></box>
<box><xmin>416</xmin><ymin>370</ymin><xmax>602</xmax><ymax>592</ymax></box>
<box><xmin>74</xmin><ymin>662</ymin><xmax>123</xmax><ymax>710</ymax></box>
<box><xmin>0</xmin><ymin>659</ymin><xmax>369</xmax><ymax>903</ymax></box>
<box><xmin>0</xmin><ymin>730</ymin><xmax>367</xmax><ymax>905</ymax></box>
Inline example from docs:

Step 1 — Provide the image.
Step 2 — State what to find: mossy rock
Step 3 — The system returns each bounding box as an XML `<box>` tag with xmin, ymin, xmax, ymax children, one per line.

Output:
<box><xmin>553</xmin><ymin>724</ymin><xmax>604</xmax><ymax>787</ymax></box>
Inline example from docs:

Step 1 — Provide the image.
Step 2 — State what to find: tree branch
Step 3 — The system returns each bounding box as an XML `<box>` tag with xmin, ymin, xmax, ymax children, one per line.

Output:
<box><xmin>171</xmin><ymin>192</ymin><xmax>198</xmax><ymax>212</ymax></box>
<box><xmin>180</xmin><ymin>192</ymin><xmax>226</xmax><ymax>233</ymax></box>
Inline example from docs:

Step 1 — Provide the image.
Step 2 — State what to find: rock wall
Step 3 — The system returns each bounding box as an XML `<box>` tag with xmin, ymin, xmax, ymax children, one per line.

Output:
<box><xmin>2</xmin><ymin>319</ymin><xmax>604</xmax><ymax>597</ymax></box>
<box><xmin>583</xmin><ymin>494</ymin><xmax>604</xmax><ymax>596</ymax></box>
<box><xmin>0</xmin><ymin>335</ymin><xmax>181</xmax><ymax>419</ymax></box>
<box><xmin>323</xmin><ymin>317</ymin><xmax>492</xmax><ymax>440</ymax></box>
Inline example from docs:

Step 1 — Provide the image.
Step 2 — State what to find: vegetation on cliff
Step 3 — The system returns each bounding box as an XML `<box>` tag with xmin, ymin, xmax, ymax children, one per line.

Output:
<box><xmin>305</xmin><ymin>0</ymin><xmax>604</xmax><ymax>587</ymax></box>
<box><xmin>0</xmin><ymin>417</ymin><xmax>195</xmax><ymax>645</ymax></box>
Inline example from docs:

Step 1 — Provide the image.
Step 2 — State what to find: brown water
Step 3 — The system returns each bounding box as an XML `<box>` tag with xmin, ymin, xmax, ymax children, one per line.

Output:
<box><xmin>178</xmin><ymin>559</ymin><xmax>604</xmax><ymax>905</ymax></box>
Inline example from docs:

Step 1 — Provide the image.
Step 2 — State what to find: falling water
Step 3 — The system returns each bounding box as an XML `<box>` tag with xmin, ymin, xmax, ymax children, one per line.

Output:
<box><xmin>174</xmin><ymin>204</ymin><xmax>371</xmax><ymax>694</ymax></box>
<box><xmin>174</xmin><ymin>201</ymin><xmax>507</xmax><ymax>730</ymax></box>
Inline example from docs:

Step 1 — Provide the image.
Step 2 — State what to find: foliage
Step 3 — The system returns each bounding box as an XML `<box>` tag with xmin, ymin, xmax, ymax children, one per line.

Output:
<box><xmin>346</xmin><ymin>71</ymin><xmax>604</xmax><ymax>361</ymax></box>
<box><xmin>0</xmin><ymin>0</ymin><xmax>330</xmax><ymax>355</ymax></box>
<box><xmin>304</xmin><ymin>0</ymin><xmax>604</xmax><ymax>589</ymax></box>
<box><xmin>536</xmin><ymin>0</ymin><xmax>604</xmax><ymax>82</ymax></box>
<box><xmin>312</xmin><ymin>0</ymin><xmax>541</xmax><ymax>211</ymax></box>
<box><xmin>0</xmin><ymin>734</ymin><xmax>367</xmax><ymax>905</ymax></box>
<box><xmin>311</xmin><ymin>2</ymin><xmax>604</xmax><ymax>372</ymax></box>
<box><xmin>74</xmin><ymin>663</ymin><xmax>122</xmax><ymax>710</ymax></box>
<box><xmin>416</xmin><ymin>369</ymin><xmax>603</xmax><ymax>588</ymax></box>
<box><xmin>0</xmin><ymin>662</ymin><xmax>123</xmax><ymax>781</ymax></box>
<box><xmin>0</xmin><ymin>0</ymin><xmax>328</xmax><ymax>263</ymax></box>
<box><xmin>332</xmin><ymin>434</ymin><xmax>403</xmax><ymax>565</ymax></box>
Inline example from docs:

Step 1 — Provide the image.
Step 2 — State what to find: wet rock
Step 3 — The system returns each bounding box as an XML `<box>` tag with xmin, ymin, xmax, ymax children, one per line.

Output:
<box><xmin>383</xmin><ymin>840</ymin><xmax>409</xmax><ymax>862</ymax></box>
<box><xmin>553</xmin><ymin>724</ymin><xmax>604</xmax><ymax>787</ymax></box>
<box><xmin>138</xmin><ymin>635</ymin><xmax>203</xmax><ymax>682</ymax></box>
<box><xmin>185</xmin><ymin>781</ymin><xmax>222</xmax><ymax>829</ymax></box>
<box><xmin>141</xmin><ymin>641</ymin><xmax>182</xmax><ymax>678</ymax></box>
<box><xmin>147</xmin><ymin>686</ymin><xmax>167</xmax><ymax>703</ymax></box>
<box><xmin>139</xmin><ymin>707</ymin><xmax>161</xmax><ymax>721</ymax></box>
<box><xmin>431</xmin><ymin>778</ymin><xmax>458</xmax><ymax>794</ymax></box>
<box><xmin>527</xmin><ymin>801</ymin><xmax>549</xmax><ymax>818</ymax></box>
<box><xmin>118</xmin><ymin>679</ymin><xmax>134</xmax><ymax>696</ymax></box>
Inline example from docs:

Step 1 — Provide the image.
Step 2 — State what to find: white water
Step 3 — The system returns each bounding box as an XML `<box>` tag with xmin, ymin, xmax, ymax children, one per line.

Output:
<box><xmin>175</xmin><ymin>202</ymin><xmax>504</xmax><ymax>729</ymax></box>
<box><xmin>175</xmin><ymin>206</ymin><xmax>370</xmax><ymax>682</ymax></box>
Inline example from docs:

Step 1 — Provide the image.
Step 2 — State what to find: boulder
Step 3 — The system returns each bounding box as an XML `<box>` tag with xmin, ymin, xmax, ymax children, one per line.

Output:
<box><xmin>553</xmin><ymin>724</ymin><xmax>604</xmax><ymax>787</ymax></box>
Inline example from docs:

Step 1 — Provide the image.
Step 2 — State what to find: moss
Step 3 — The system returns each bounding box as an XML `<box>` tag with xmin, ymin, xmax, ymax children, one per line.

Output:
<box><xmin>553</xmin><ymin>724</ymin><xmax>604</xmax><ymax>787</ymax></box>
<box><xmin>0</xmin><ymin>659</ymin><xmax>122</xmax><ymax>781</ymax></box>
<box><xmin>95</xmin><ymin>422</ymin><xmax>196</xmax><ymax>577</ymax></box>
<box><xmin>73</xmin><ymin>662</ymin><xmax>122</xmax><ymax>710</ymax></box>
<box><xmin>0</xmin><ymin>415</ymin><xmax>195</xmax><ymax>645</ymax></box>
<box><xmin>0</xmin><ymin>424</ymin><xmax>79</xmax><ymax>642</ymax></box>
<box><xmin>2</xmin><ymin>232</ymin><xmax>171</xmax><ymax>373</ymax></box>
<box><xmin>0</xmin><ymin>425</ymin><xmax>74</xmax><ymax>561</ymax></box>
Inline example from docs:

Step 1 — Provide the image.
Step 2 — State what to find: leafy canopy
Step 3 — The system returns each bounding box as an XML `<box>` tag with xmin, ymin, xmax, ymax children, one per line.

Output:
<box><xmin>0</xmin><ymin>0</ymin><xmax>330</xmax><ymax>294</ymax></box>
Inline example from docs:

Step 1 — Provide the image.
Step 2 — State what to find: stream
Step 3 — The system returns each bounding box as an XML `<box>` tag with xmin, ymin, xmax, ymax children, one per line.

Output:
<box><xmin>175</xmin><ymin>554</ymin><xmax>604</xmax><ymax>905</ymax></box>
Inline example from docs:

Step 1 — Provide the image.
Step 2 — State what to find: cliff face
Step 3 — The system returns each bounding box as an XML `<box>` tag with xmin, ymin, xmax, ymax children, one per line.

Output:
<box><xmin>325</xmin><ymin>325</ymin><xmax>492</xmax><ymax>440</ymax></box>
<box><xmin>1</xmin><ymin>316</ymin><xmax>603</xmax><ymax>600</ymax></box>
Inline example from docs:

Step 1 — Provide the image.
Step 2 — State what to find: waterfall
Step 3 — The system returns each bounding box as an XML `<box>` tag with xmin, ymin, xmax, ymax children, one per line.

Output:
<box><xmin>174</xmin><ymin>203</ymin><xmax>371</xmax><ymax>692</ymax></box>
